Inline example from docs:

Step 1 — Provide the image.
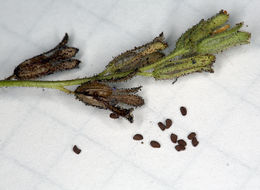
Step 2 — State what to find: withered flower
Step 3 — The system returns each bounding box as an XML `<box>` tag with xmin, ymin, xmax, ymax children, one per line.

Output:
<box><xmin>74</xmin><ymin>81</ymin><xmax>144</xmax><ymax>123</ymax></box>
<box><xmin>8</xmin><ymin>33</ymin><xmax>80</xmax><ymax>80</ymax></box>
<box><xmin>100</xmin><ymin>33</ymin><xmax>167</xmax><ymax>82</ymax></box>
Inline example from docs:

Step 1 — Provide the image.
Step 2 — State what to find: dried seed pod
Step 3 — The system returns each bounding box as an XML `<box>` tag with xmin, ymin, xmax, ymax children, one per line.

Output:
<box><xmin>49</xmin><ymin>47</ymin><xmax>79</xmax><ymax>61</ymax></box>
<box><xmin>75</xmin><ymin>82</ymin><xmax>113</xmax><ymax>98</ymax></box>
<box><xmin>11</xmin><ymin>33</ymin><xmax>80</xmax><ymax>80</ymax></box>
<box><xmin>113</xmin><ymin>86</ymin><xmax>142</xmax><ymax>95</ymax></box>
<box><xmin>75</xmin><ymin>93</ymin><xmax>107</xmax><ymax>109</ymax></box>
<box><xmin>75</xmin><ymin>81</ymin><xmax>144</xmax><ymax>123</ymax></box>
<box><xmin>101</xmin><ymin>33</ymin><xmax>167</xmax><ymax>82</ymax></box>
<box><xmin>108</xmin><ymin>94</ymin><xmax>144</xmax><ymax>107</ymax></box>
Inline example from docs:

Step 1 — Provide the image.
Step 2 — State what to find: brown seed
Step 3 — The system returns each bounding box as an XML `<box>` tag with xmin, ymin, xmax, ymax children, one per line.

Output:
<box><xmin>192</xmin><ymin>138</ymin><xmax>199</xmax><ymax>147</ymax></box>
<box><xmin>133</xmin><ymin>134</ymin><xmax>143</xmax><ymax>141</ymax></box>
<box><xmin>73</xmin><ymin>145</ymin><xmax>81</xmax><ymax>154</ymax></box>
<box><xmin>110</xmin><ymin>112</ymin><xmax>119</xmax><ymax>119</ymax></box>
<box><xmin>165</xmin><ymin>119</ymin><xmax>172</xmax><ymax>129</ymax></box>
<box><xmin>175</xmin><ymin>144</ymin><xmax>185</xmax><ymax>151</ymax></box>
<box><xmin>180</xmin><ymin>106</ymin><xmax>187</xmax><ymax>116</ymax></box>
<box><xmin>170</xmin><ymin>133</ymin><xmax>178</xmax><ymax>143</ymax></box>
<box><xmin>177</xmin><ymin>139</ymin><xmax>187</xmax><ymax>146</ymax></box>
<box><xmin>157</xmin><ymin>122</ymin><xmax>166</xmax><ymax>131</ymax></box>
<box><xmin>187</xmin><ymin>132</ymin><xmax>196</xmax><ymax>140</ymax></box>
<box><xmin>150</xmin><ymin>141</ymin><xmax>161</xmax><ymax>148</ymax></box>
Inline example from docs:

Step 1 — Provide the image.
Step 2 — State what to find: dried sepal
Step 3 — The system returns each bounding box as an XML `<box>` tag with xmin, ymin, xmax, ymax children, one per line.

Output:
<box><xmin>75</xmin><ymin>81</ymin><xmax>113</xmax><ymax>97</ymax></box>
<box><xmin>12</xmin><ymin>33</ymin><xmax>80</xmax><ymax>80</ymax></box>
<box><xmin>108</xmin><ymin>94</ymin><xmax>144</xmax><ymax>107</ymax></box>
<box><xmin>75</xmin><ymin>81</ymin><xmax>144</xmax><ymax>123</ymax></box>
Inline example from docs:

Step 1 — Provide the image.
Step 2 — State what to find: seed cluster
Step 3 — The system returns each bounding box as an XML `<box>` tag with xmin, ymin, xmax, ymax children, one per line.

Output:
<box><xmin>132</xmin><ymin>106</ymin><xmax>200</xmax><ymax>151</ymax></box>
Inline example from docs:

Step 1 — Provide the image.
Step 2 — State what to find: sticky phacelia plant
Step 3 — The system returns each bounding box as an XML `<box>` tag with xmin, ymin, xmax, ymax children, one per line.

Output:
<box><xmin>0</xmin><ymin>10</ymin><xmax>251</xmax><ymax>123</ymax></box>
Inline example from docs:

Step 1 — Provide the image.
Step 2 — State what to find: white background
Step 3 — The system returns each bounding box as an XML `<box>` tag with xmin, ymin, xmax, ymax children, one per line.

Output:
<box><xmin>0</xmin><ymin>0</ymin><xmax>260</xmax><ymax>189</ymax></box>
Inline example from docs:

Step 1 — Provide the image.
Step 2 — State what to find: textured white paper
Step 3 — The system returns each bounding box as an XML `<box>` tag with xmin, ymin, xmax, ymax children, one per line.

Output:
<box><xmin>0</xmin><ymin>0</ymin><xmax>260</xmax><ymax>190</ymax></box>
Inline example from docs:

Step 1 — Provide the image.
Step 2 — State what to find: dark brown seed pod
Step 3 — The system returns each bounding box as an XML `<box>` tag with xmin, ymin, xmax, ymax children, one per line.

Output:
<box><xmin>180</xmin><ymin>106</ymin><xmax>187</xmax><ymax>116</ymax></box>
<box><xmin>177</xmin><ymin>139</ymin><xmax>187</xmax><ymax>146</ymax></box>
<box><xmin>109</xmin><ymin>94</ymin><xmax>144</xmax><ymax>107</ymax></box>
<box><xmin>12</xmin><ymin>33</ymin><xmax>80</xmax><ymax>80</ymax></box>
<box><xmin>187</xmin><ymin>132</ymin><xmax>196</xmax><ymax>140</ymax></box>
<box><xmin>150</xmin><ymin>141</ymin><xmax>161</xmax><ymax>148</ymax></box>
<box><xmin>52</xmin><ymin>59</ymin><xmax>80</xmax><ymax>71</ymax></box>
<box><xmin>75</xmin><ymin>82</ymin><xmax>113</xmax><ymax>98</ymax></box>
<box><xmin>73</xmin><ymin>145</ymin><xmax>81</xmax><ymax>154</ymax></box>
<box><xmin>50</xmin><ymin>47</ymin><xmax>79</xmax><ymax>61</ymax></box>
<box><xmin>165</xmin><ymin>119</ymin><xmax>172</xmax><ymax>129</ymax></box>
<box><xmin>133</xmin><ymin>134</ymin><xmax>143</xmax><ymax>140</ymax></box>
<box><xmin>158</xmin><ymin>122</ymin><xmax>166</xmax><ymax>131</ymax></box>
<box><xmin>105</xmin><ymin>33</ymin><xmax>168</xmax><ymax>74</ymax></box>
<box><xmin>75</xmin><ymin>81</ymin><xmax>145</xmax><ymax>123</ymax></box>
<box><xmin>170</xmin><ymin>133</ymin><xmax>178</xmax><ymax>143</ymax></box>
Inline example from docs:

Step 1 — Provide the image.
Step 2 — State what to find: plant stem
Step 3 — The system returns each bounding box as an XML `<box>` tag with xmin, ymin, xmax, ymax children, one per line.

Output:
<box><xmin>0</xmin><ymin>71</ymin><xmax>134</xmax><ymax>90</ymax></box>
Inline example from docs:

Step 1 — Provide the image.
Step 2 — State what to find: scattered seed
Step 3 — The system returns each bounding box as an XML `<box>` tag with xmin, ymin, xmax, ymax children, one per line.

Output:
<box><xmin>73</xmin><ymin>145</ymin><xmax>81</xmax><ymax>154</ymax></box>
<box><xmin>175</xmin><ymin>144</ymin><xmax>185</xmax><ymax>151</ymax></box>
<box><xmin>158</xmin><ymin>122</ymin><xmax>166</xmax><ymax>131</ymax></box>
<box><xmin>192</xmin><ymin>138</ymin><xmax>199</xmax><ymax>147</ymax></box>
<box><xmin>177</xmin><ymin>139</ymin><xmax>187</xmax><ymax>146</ymax></box>
<box><xmin>180</xmin><ymin>106</ymin><xmax>187</xmax><ymax>116</ymax></box>
<box><xmin>133</xmin><ymin>134</ymin><xmax>143</xmax><ymax>140</ymax></box>
<box><xmin>150</xmin><ymin>140</ymin><xmax>161</xmax><ymax>148</ymax></box>
<box><xmin>187</xmin><ymin>132</ymin><xmax>196</xmax><ymax>140</ymax></box>
<box><xmin>170</xmin><ymin>133</ymin><xmax>178</xmax><ymax>143</ymax></box>
<box><xmin>110</xmin><ymin>112</ymin><xmax>119</xmax><ymax>119</ymax></box>
<box><xmin>165</xmin><ymin>119</ymin><xmax>172</xmax><ymax>129</ymax></box>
